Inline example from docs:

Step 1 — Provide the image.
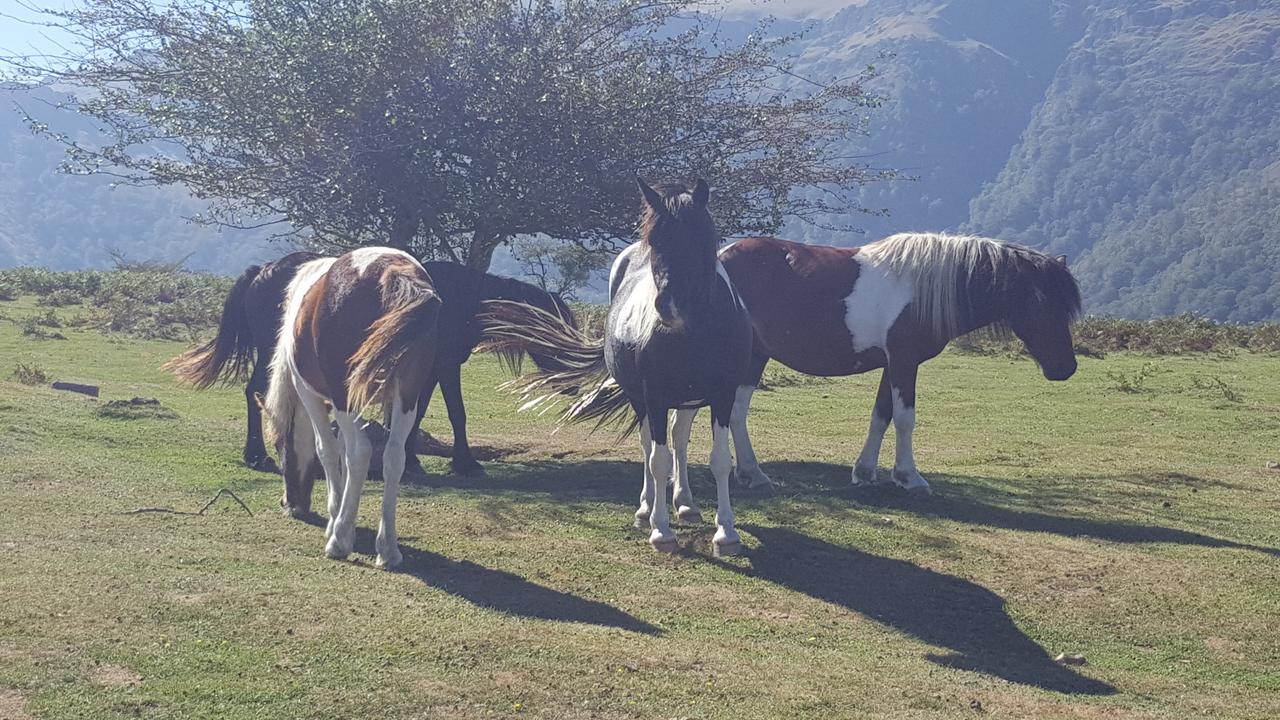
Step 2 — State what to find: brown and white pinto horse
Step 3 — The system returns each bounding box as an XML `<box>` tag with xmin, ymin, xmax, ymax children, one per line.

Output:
<box><xmin>261</xmin><ymin>247</ymin><xmax>441</xmax><ymax>568</ymax></box>
<box><xmin>719</xmin><ymin>233</ymin><xmax>1081</xmax><ymax>495</ymax></box>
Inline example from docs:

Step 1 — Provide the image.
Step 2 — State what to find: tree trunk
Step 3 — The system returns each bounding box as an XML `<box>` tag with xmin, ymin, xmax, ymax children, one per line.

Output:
<box><xmin>388</xmin><ymin>205</ymin><xmax>419</xmax><ymax>251</ymax></box>
<box><xmin>464</xmin><ymin>231</ymin><xmax>502</xmax><ymax>271</ymax></box>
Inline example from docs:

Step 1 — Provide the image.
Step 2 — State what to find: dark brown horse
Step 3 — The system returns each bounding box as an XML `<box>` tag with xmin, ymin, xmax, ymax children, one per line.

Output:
<box><xmin>719</xmin><ymin>233</ymin><xmax>1082</xmax><ymax>495</ymax></box>
<box><xmin>261</xmin><ymin>248</ymin><xmax>441</xmax><ymax>567</ymax></box>
<box><xmin>166</xmin><ymin>253</ymin><xmax>575</xmax><ymax>477</ymax></box>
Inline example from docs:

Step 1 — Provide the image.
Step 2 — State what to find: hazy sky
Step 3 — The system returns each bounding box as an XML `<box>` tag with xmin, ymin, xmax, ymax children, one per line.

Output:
<box><xmin>0</xmin><ymin>0</ymin><xmax>76</xmax><ymax>58</ymax></box>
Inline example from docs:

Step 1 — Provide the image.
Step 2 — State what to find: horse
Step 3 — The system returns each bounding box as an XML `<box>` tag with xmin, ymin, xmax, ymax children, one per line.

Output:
<box><xmin>165</xmin><ymin>251</ymin><xmax>321</xmax><ymax>473</ymax></box>
<box><xmin>260</xmin><ymin>247</ymin><xmax>442</xmax><ymax>568</ymax></box>
<box><xmin>478</xmin><ymin>179</ymin><xmax>753</xmax><ymax>556</ymax></box>
<box><xmin>718</xmin><ymin>233</ymin><xmax>1082</xmax><ymax>495</ymax></box>
<box><xmin>166</xmin><ymin>254</ymin><xmax>576</xmax><ymax>483</ymax></box>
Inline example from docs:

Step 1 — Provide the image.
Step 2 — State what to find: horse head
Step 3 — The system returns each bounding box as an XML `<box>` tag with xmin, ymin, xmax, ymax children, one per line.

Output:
<box><xmin>1005</xmin><ymin>253</ymin><xmax>1081</xmax><ymax>381</ymax></box>
<box><xmin>636</xmin><ymin>178</ymin><xmax>718</xmax><ymax>330</ymax></box>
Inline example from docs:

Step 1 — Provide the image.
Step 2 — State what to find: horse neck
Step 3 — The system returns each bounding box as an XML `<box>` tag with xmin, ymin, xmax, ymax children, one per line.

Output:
<box><xmin>953</xmin><ymin>260</ymin><xmax>1012</xmax><ymax>337</ymax></box>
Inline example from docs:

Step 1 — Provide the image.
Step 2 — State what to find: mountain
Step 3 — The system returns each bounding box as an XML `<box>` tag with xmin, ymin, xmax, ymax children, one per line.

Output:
<box><xmin>779</xmin><ymin>0</ymin><xmax>1086</xmax><ymax>243</ymax></box>
<box><xmin>0</xmin><ymin>84</ymin><xmax>282</xmax><ymax>273</ymax></box>
<box><xmin>966</xmin><ymin>0</ymin><xmax>1280</xmax><ymax>321</ymax></box>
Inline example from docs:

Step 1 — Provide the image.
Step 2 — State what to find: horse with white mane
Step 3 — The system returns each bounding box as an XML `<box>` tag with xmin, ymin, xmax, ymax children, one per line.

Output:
<box><xmin>718</xmin><ymin>232</ymin><xmax>1082</xmax><ymax>495</ymax></box>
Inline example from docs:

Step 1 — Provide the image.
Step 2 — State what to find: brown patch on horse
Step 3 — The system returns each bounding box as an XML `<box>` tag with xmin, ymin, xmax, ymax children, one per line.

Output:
<box><xmin>721</xmin><ymin>237</ymin><xmax>885</xmax><ymax>376</ymax></box>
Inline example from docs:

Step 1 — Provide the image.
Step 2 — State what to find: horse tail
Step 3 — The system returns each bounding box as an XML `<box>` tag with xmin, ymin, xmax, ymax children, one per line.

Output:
<box><xmin>475</xmin><ymin>300</ymin><xmax>639</xmax><ymax>435</ymax></box>
<box><xmin>346</xmin><ymin>269</ymin><xmax>442</xmax><ymax>414</ymax></box>
<box><xmin>260</xmin><ymin>336</ymin><xmax>300</xmax><ymax>450</ymax></box>
<box><xmin>163</xmin><ymin>263</ymin><xmax>261</xmax><ymax>388</ymax></box>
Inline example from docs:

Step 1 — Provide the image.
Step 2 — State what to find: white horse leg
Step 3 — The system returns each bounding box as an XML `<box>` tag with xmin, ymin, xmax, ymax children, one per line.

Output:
<box><xmin>326</xmin><ymin>409</ymin><xmax>372</xmax><ymax>559</ymax></box>
<box><xmin>293</xmin><ymin>378</ymin><xmax>343</xmax><ymax>534</ymax></box>
<box><xmin>710</xmin><ymin>422</ymin><xmax>741</xmax><ymax>557</ymax></box>
<box><xmin>670</xmin><ymin>408</ymin><xmax>702</xmax><ymax>523</ymax></box>
<box><xmin>729</xmin><ymin>385</ymin><xmax>772</xmax><ymax>490</ymax></box>
<box><xmin>634</xmin><ymin>415</ymin><xmax>655</xmax><ymax>529</ymax></box>
<box><xmin>377</xmin><ymin>389</ymin><xmax>413</xmax><ymax>569</ymax></box>
<box><xmin>890</xmin><ymin>386</ymin><xmax>930</xmax><ymax>495</ymax></box>
<box><xmin>647</xmin><ymin>439</ymin><xmax>677</xmax><ymax>553</ymax></box>
<box><xmin>853</xmin><ymin>371</ymin><xmax>892</xmax><ymax>486</ymax></box>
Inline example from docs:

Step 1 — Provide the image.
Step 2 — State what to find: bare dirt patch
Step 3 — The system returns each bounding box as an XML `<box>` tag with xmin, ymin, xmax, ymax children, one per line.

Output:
<box><xmin>0</xmin><ymin>690</ymin><xmax>34</xmax><ymax>720</ymax></box>
<box><xmin>89</xmin><ymin>664</ymin><xmax>142</xmax><ymax>689</ymax></box>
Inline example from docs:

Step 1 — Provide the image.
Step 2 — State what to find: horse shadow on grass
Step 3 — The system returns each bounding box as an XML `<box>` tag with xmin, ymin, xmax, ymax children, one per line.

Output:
<box><xmin>758</xmin><ymin>461</ymin><xmax>1280</xmax><ymax>558</ymax></box>
<box><xmin>298</xmin><ymin>519</ymin><xmax>657</xmax><ymax>635</ymax></box>
<box><xmin>723</xmin><ymin>524</ymin><xmax>1116</xmax><ymax>695</ymax></box>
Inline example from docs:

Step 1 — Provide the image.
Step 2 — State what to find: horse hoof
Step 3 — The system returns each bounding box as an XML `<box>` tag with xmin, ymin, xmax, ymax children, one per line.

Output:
<box><xmin>735</xmin><ymin>466</ymin><xmax>774</xmax><ymax>491</ymax></box>
<box><xmin>713</xmin><ymin>541</ymin><xmax>743</xmax><ymax>558</ymax></box>
<box><xmin>893</xmin><ymin>471</ymin><xmax>932</xmax><ymax>496</ymax></box>
<box><xmin>324</xmin><ymin>540</ymin><xmax>352</xmax><ymax>560</ymax></box>
<box><xmin>249</xmin><ymin>457</ymin><xmax>281</xmax><ymax>474</ymax></box>
<box><xmin>282</xmin><ymin>505</ymin><xmax>311</xmax><ymax>520</ymax></box>
<box><xmin>676</xmin><ymin>507</ymin><xmax>704</xmax><ymax>524</ymax></box>
<box><xmin>852</xmin><ymin>465</ymin><xmax>879</xmax><ymax>486</ymax></box>
<box><xmin>649</xmin><ymin>531</ymin><xmax>678</xmax><ymax>553</ymax></box>
<box><xmin>376</xmin><ymin>549</ymin><xmax>403</xmax><ymax>570</ymax></box>
<box><xmin>450</xmin><ymin>460</ymin><xmax>485</xmax><ymax>477</ymax></box>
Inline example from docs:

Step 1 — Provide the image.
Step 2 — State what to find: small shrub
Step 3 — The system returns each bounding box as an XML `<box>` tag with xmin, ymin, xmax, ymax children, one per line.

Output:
<box><xmin>36</xmin><ymin>288</ymin><xmax>85</xmax><ymax>307</ymax></box>
<box><xmin>10</xmin><ymin>363</ymin><xmax>50</xmax><ymax>385</ymax></box>
<box><xmin>1106</xmin><ymin>362</ymin><xmax>1162</xmax><ymax>393</ymax></box>
<box><xmin>19</xmin><ymin>317</ymin><xmax>66</xmax><ymax>340</ymax></box>
<box><xmin>1189</xmin><ymin>375</ymin><xmax>1244</xmax><ymax>403</ymax></box>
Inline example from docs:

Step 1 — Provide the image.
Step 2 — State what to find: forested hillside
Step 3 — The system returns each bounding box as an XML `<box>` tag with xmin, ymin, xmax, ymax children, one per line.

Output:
<box><xmin>966</xmin><ymin>0</ymin><xmax>1280</xmax><ymax>321</ymax></box>
<box><xmin>0</xmin><ymin>84</ymin><xmax>278</xmax><ymax>272</ymax></box>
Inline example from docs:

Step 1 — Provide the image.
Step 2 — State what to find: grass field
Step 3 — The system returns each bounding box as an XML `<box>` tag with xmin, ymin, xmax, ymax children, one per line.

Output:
<box><xmin>2</xmin><ymin>295</ymin><xmax>1279</xmax><ymax>719</ymax></box>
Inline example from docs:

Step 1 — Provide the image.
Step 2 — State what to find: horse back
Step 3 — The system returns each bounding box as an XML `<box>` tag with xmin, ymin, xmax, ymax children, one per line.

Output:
<box><xmin>719</xmin><ymin>236</ymin><xmax>887</xmax><ymax>376</ymax></box>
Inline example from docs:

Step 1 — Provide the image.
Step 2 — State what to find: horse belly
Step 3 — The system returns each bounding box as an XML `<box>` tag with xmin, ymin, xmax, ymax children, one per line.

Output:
<box><xmin>758</xmin><ymin>316</ymin><xmax>886</xmax><ymax>376</ymax></box>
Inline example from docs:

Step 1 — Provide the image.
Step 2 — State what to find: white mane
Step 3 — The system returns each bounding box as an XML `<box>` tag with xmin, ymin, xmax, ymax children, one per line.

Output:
<box><xmin>857</xmin><ymin>232</ymin><xmax>1007</xmax><ymax>340</ymax></box>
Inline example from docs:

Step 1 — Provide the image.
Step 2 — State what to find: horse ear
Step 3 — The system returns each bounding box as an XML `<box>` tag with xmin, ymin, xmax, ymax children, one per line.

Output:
<box><xmin>637</xmin><ymin>178</ymin><xmax>667</xmax><ymax>216</ymax></box>
<box><xmin>691</xmin><ymin>178</ymin><xmax>709</xmax><ymax>208</ymax></box>
<box><xmin>1054</xmin><ymin>254</ymin><xmax>1068</xmax><ymax>266</ymax></box>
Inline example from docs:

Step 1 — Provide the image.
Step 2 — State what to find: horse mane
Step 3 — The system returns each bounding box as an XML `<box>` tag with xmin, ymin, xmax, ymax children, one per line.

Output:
<box><xmin>858</xmin><ymin>232</ymin><xmax>1082</xmax><ymax>339</ymax></box>
<box><xmin>638</xmin><ymin>182</ymin><xmax>716</xmax><ymax>250</ymax></box>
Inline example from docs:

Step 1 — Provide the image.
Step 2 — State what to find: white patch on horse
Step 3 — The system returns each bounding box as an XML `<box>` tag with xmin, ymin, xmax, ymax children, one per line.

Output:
<box><xmin>270</xmin><ymin>257</ymin><xmax>336</xmax><ymax>403</ymax></box>
<box><xmin>718</xmin><ymin>239</ymin><xmax>741</xmax><ymax>256</ymax></box>
<box><xmin>610</xmin><ymin>243</ymin><xmax>661</xmax><ymax>346</ymax></box>
<box><xmin>349</xmin><ymin>246</ymin><xmax>415</xmax><ymax>277</ymax></box>
<box><xmin>715</xmin><ymin>261</ymin><xmax>743</xmax><ymax>309</ymax></box>
<box><xmin>843</xmin><ymin>255</ymin><xmax>913</xmax><ymax>352</ymax></box>
<box><xmin>890</xmin><ymin>387</ymin><xmax>930</xmax><ymax>494</ymax></box>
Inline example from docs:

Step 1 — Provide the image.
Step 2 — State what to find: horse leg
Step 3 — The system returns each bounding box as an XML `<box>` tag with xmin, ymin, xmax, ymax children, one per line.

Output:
<box><xmin>377</xmin><ymin>387</ymin><xmax>413</xmax><ymax>569</ymax></box>
<box><xmin>852</xmin><ymin>371</ymin><xmax>893</xmax><ymax>486</ymax></box>
<box><xmin>401</xmin><ymin>375</ymin><xmax>437</xmax><ymax>478</ymax></box>
<box><xmin>280</xmin><ymin>406</ymin><xmax>316</xmax><ymax>518</ymax></box>
<box><xmin>888</xmin><ymin>360</ymin><xmax>930</xmax><ymax>495</ymax></box>
<box><xmin>293</xmin><ymin>378</ymin><xmax>344</xmax><ymax>536</ymax></box>
<box><xmin>645</xmin><ymin>407</ymin><xmax>677</xmax><ymax>552</ymax></box>
<box><xmin>244</xmin><ymin>360</ymin><xmax>277</xmax><ymax>472</ymax></box>
<box><xmin>730</xmin><ymin>351</ymin><xmax>771</xmax><ymax>489</ymax></box>
<box><xmin>634</xmin><ymin>414</ymin><xmax>656</xmax><ymax>528</ymax></box>
<box><xmin>441</xmin><ymin>363</ymin><xmax>483</xmax><ymax>476</ymax></box>
<box><xmin>327</xmin><ymin>409</ymin><xmax>372</xmax><ymax>559</ymax></box>
<box><xmin>670</xmin><ymin>408</ymin><xmax>703</xmax><ymax>523</ymax></box>
<box><xmin>710</xmin><ymin>397</ymin><xmax>741</xmax><ymax>557</ymax></box>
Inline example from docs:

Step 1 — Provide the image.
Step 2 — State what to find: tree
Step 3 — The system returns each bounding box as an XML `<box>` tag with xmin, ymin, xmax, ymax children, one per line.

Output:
<box><xmin>510</xmin><ymin>235</ymin><xmax>608</xmax><ymax>300</ymax></box>
<box><xmin>6</xmin><ymin>0</ymin><xmax>893</xmax><ymax>269</ymax></box>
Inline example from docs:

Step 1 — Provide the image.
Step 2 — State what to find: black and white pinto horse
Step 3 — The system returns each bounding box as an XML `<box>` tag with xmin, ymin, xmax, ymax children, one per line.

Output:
<box><xmin>480</xmin><ymin>179</ymin><xmax>753</xmax><ymax>555</ymax></box>
<box><xmin>167</xmin><ymin>253</ymin><xmax>575</xmax><ymax>486</ymax></box>
<box><xmin>717</xmin><ymin>233</ymin><xmax>1082</xmax><ymax>494</ymax></box>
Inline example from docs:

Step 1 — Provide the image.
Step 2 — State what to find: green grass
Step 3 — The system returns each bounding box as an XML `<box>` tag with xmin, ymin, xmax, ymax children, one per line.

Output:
<box><xmin>2</xmin><ymin>296</ymin><xmax>1279</xmax><ymax>719</ymax></box>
